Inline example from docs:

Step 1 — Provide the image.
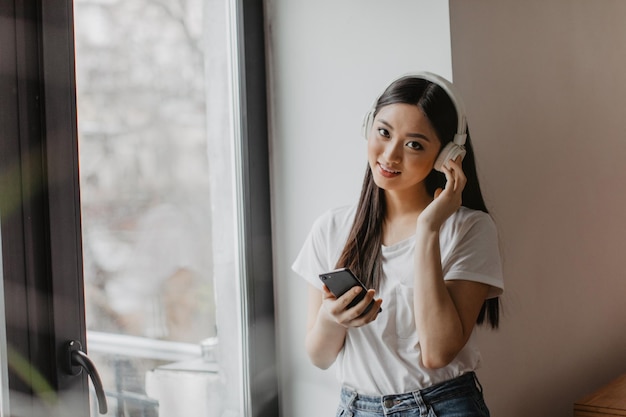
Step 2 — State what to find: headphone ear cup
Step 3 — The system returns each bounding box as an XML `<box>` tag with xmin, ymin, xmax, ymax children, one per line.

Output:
<box><xmin>434</xmin><ymin>143</ymin><xmax>467</xmax><ymax>173</ymax></box>
<box><xmin>362</xmin><ymin>110</ymin><xmax>374</xmax><ymax>140</ymax></box>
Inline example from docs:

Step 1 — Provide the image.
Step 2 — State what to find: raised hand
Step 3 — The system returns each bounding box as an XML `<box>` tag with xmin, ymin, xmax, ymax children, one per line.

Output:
<box><xmin>418</xmin><ymin>155</ymin><xmax>466</xmax><ymax>231</ymax></box>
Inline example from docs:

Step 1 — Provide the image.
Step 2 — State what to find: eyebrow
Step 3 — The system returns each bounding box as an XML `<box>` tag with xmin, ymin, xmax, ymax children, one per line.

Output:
<box><xmin>378</xmin><ymin>119</ymin><xmax>432</xmax><ymax>142</ymax></box>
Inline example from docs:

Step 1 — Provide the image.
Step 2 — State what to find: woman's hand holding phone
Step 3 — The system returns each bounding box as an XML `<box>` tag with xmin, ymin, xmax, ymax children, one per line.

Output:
<box><xmin>320</xmin><ymin>284</ymin><xmax>382</xmax><ymax>328</ymax></box>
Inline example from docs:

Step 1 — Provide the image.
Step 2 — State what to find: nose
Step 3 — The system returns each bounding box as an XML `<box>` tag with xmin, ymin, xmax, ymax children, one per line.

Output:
<box><xmin>382</xmin><ymin>140</ymin><xmax>402</xmax><ymax>164</ymax></box>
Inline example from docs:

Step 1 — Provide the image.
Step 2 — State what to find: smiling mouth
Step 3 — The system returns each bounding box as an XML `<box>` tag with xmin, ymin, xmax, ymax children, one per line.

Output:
<box><xmin>378</xmin><ymin>163</ymin><xmax>400</xmax><ymax>176</ymax></box>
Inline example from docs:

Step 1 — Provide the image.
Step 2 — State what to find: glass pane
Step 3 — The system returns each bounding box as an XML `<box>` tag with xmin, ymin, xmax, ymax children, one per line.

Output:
<box><xmin>74</xmin><ymin>0</ymin><xmax>241</xmax><ymax>415</ymax></box>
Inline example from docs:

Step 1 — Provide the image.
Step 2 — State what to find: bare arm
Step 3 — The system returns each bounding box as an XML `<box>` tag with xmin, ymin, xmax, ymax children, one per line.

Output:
<box><xmin>413</xmin><ymin>227</ymin><xmax>490</xmax><ymax>368</ymax></box>
<box><xmin>413</xmin><ymin>157</ymin><xmax>490</xmax><ymax>369</ymax></box>
<box><xmin>305</xmin><ymin>284</ymin><xmax>383</xmax><ymax>369</ymax></box>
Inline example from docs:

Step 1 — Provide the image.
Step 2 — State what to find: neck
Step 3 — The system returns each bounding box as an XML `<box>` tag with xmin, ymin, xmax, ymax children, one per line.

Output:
<box><xmin>384</xmin><ymin>186</ymin><xmax>432</xmax><ymax>220</ymax></box>
<box><xmin>381</xmin><ymin>187</ymin><xmax>432</xmax><ymax>246</ymax></box>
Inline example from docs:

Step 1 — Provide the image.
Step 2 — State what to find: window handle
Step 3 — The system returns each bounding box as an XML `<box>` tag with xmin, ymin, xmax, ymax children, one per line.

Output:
<box><xmin>64</xmin><ymin>340</ymin><xmax>108</xmax><ymax>414</ymax></box>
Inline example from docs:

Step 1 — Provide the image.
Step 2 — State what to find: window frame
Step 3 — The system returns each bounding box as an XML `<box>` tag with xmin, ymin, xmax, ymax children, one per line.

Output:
<box><xmin>229</xmin><ymin>0</ymin><xmax>279</xmax><ymax>415</ymax></box>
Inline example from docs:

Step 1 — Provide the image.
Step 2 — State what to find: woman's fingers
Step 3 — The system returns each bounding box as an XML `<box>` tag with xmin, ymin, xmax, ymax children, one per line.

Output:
<box><xmin>421</xmin><ymin>156</ymin><xmax>467</xmax><ymax>228</ymax></box>
<box><xmin>356</xmin><ymin>296</ymin><xmax>383</xmax><ymax>324</ymax></box>
<box><xmin>327</xmin><ymin>288</ymin><xmax>381</xmax><ymax>327</ymax></box>
<box><xmin>445</xmin><ymin>156</ymin><xmax>466</xmax><ymax>192</ymax></box>
<box><xmin>440</xmin><ymin>156</ymin><xmax>465</xmax><ymax>194</ymax></box>
<box><xmin>345</xmin><ymin>290</ymin><xmax>382</xmax><ymax>327</ymax></box>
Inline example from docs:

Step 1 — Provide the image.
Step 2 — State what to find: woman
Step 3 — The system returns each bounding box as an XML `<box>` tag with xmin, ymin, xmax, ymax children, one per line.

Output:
<box><xmin>292</xmin><ymin>72</ymin><xmax>504</xmax><ymax>416</ymax></box>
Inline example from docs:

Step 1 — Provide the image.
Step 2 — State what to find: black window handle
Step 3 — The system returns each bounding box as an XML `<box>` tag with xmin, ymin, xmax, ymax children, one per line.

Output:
<box><xmin>64</xmin><ymin>340</ymin><xmax>108</xmax><ymax>414</ymax></box>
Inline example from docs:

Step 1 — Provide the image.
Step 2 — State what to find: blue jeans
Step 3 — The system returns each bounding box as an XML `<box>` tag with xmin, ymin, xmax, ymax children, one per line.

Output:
<box><xmin>336</xmin><ymin>372</ymin><xmax>490</xmax><ymax>417</ymax></box>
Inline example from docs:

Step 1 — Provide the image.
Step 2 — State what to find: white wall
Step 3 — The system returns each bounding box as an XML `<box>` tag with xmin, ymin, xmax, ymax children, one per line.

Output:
<box><xmin>264</xmin><ymin>2</ymin><xmax>453</xmax><ymax>416</ymax></box>
<box><xmin>449</xmin><ymin>1</ymin><xmax>626</xmax><ymax>416</ymax></box>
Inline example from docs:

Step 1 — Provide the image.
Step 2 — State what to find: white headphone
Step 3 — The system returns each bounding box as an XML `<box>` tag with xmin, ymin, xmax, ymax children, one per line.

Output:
<box><xmin>361</xmin><ymin>71</ymin><xmax>467</xmax><ymax>173</ymax></box>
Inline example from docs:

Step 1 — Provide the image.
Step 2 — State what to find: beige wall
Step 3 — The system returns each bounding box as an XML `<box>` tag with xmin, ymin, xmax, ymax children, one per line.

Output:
<box><xmin>449</xmin><ymin>1</ymin><xmax>626</xmax><ymax>416</ymax></box>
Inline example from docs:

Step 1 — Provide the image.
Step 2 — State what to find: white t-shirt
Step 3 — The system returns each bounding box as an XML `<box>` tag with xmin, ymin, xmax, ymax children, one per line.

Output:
<box><xmin>292</xmin><ymin>205</ymin><xmax>504</xmax><ymax>395</ymax></box>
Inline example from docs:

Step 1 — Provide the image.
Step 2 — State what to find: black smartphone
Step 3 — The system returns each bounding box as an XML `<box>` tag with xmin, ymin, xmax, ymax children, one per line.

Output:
<box><xmin>318</xmin><ymin>268</ymin><xmax>381</xmax><ymax>314</ymax></box>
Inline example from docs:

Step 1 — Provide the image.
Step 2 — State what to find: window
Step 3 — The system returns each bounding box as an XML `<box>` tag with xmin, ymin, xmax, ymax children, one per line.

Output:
<box><xmin>0</xmin><ymin>0</ymin><xmax>277</xmax><ymax>415</ymax></box>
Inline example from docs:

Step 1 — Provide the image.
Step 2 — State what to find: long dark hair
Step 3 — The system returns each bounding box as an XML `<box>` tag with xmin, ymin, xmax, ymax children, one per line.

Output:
<box><xmin>335</xmin><ymin>75</ymin><xmax>500</xmax><ymax>328</ymax></box>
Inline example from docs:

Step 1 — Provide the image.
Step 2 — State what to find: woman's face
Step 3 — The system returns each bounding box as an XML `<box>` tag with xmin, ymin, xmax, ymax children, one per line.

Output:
<box><xmin>367</xmin><ymin>103</ymin><xmax>442</xmax><ymax>197</ymax></box>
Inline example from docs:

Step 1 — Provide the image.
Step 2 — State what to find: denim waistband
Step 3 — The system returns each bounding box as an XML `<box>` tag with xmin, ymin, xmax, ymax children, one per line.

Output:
<box><xmin>340</xmin><ymin>372</ymin><xmax>482</xmax><ymax>414</ymax></box>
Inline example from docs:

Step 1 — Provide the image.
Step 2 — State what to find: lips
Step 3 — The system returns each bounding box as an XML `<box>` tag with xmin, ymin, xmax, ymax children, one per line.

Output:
<box><xmin>377</xmin><ymin>163</ymin><xmax>400</xmax><ymax>178</ymax></box>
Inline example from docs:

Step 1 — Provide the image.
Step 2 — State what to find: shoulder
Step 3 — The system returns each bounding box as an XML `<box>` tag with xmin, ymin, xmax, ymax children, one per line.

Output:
<box><xmin>441</xmin><ymin>207</ymin><xmax>498</xmax><ymax>247</ymax></box>
<box><xmin>444</xmin><ymin>207</ymin><xmax>496</xmax><ymax>234</ymax></box>
<box><xmin>440</xmin><ymin>207</ymin><xmax>504</xmax><ymax>296</ymax></box>
<box><xmin>311</xmin><ymin>204</ymin><xmax>357</xmax><ymax>234</ymax></box>
<box><xmin>292</xmin><ymin>205</ymin><xmax>356</xmax><ymax>281</ymax></box>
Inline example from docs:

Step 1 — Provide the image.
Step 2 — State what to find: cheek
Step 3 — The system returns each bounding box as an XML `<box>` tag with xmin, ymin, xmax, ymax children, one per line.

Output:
<box><xmin>423</xmin><ymin>145</ymin><xmax>442</xmax><ymax>167</ymax></box>
<box><xmin>405</xmin><ymin>154</ymin><xmax>438</xmax><ymax>176</ymax></box>
<box><xmin>366</xmin><ymin>139</ymin><xmax>381</xmax><ymax>160</ymax></box>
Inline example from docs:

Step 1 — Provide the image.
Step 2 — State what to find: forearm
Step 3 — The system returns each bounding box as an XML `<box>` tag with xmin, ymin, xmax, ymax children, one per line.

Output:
<box><xmin>413</xmin><ymin>224</ymin><xmax>466</xmax><ymax>368</ymax></box>
<box><xmin>305</xmin><ymin>308</ymin><xmax>348</xmax><ymax>369</ymax></box>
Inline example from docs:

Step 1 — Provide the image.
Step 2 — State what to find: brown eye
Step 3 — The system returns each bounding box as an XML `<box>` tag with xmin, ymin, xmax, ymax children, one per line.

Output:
<box><xmin>406</xmin><ymin>141</ymin><xmax>423</xmax><ymax>150</ymax></box>
<box><xmin>377</xmin><ymin>128</ymin><xmax>390</xmax><ymax>138</ymax></box>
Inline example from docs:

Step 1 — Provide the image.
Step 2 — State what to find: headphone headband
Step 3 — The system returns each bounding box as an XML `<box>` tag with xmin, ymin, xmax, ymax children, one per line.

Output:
<box><xmin>408</xmin><ymin>71</ymin><xmax>467</xmax><ymax>145</ymax></box>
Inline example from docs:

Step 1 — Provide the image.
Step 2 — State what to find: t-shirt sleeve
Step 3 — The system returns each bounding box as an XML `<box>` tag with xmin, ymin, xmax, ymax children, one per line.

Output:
<box><xmin>291</xmin><ymin>210</ymin><xmax>342</xmax><ymax>290</ymax></box>
<box><xmin>442</xmin><ymin>211</ymin><xmax>504</xmax><ymax>299</ymax></box>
